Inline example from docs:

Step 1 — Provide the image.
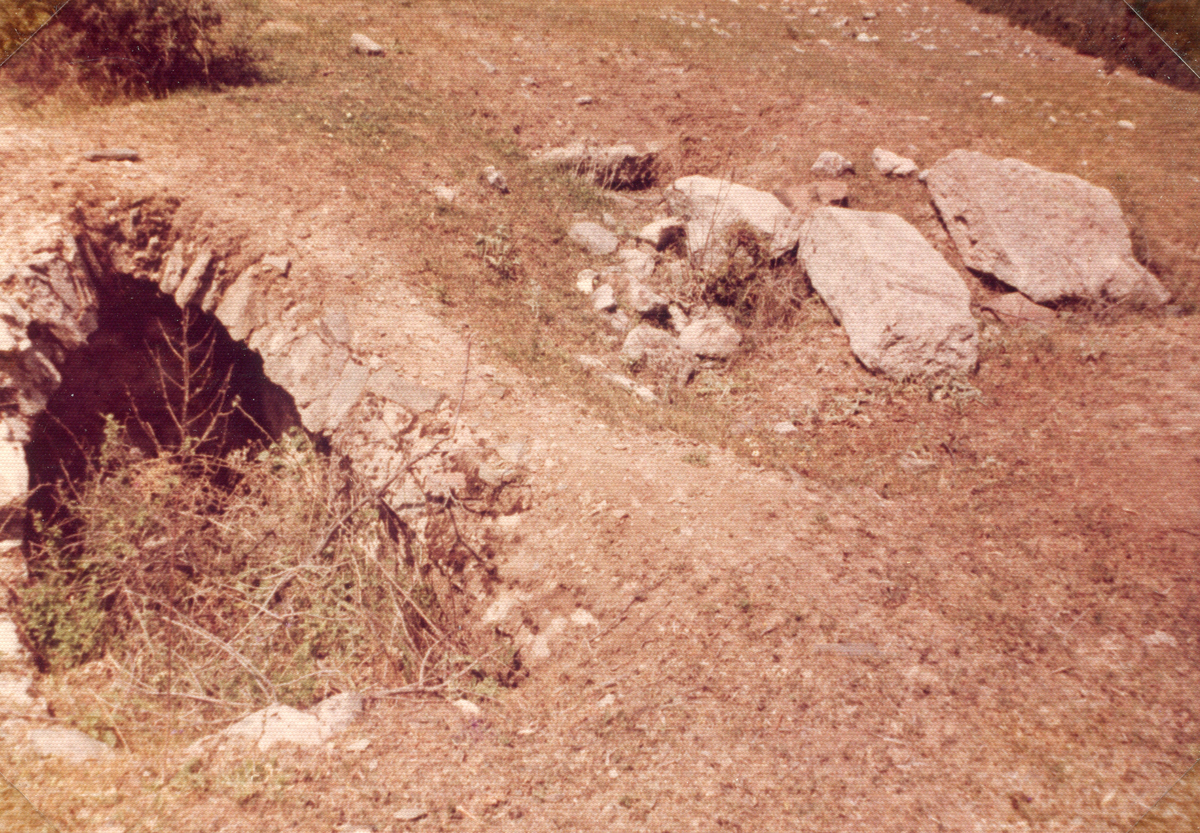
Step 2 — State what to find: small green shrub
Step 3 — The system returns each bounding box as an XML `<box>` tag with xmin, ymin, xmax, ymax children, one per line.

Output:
<box><xmin>475</xmin><ymin>224</ymin><xmax>522</xmax><ymax>281</ymax></box>
<box><xmin>4</xmin><ymin>0</ymin><xmax>263</xmax><ymax>100</ymax></box>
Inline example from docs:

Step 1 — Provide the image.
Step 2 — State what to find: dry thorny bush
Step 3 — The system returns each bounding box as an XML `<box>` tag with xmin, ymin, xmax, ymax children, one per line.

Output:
<box><xmin>2</xmin><ymin>0</ymin><xmax>263</xmax><ymax>102</ymax></box>
<box><xmin>17</xmin><ymin>309</ymin><xmax>516</xmax><ymax>728</ymax></box>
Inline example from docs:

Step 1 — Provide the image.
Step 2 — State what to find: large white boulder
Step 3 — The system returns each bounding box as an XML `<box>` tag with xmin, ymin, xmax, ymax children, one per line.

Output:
<box><xmin>925</xmin><ymin>150</ymin><xmax>1169</xmax><ymax>306</ymax></box>
<box><xmin>667</xmin><ymin>176</ymin><xmax>801</xmax><ymax>271</ymax></box>
<box><xmin>800</xmin><ymin>207</ymin><xmax>978</xmax><ymax>378</ymax></box>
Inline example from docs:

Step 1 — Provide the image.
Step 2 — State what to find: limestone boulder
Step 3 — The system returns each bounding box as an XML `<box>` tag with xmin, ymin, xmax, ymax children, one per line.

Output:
<box><xmin>800</xmin><ymin>207</ymin><xmax>978</xmax><ymax>378</ymax></box>
<box><xmin>678</xmin><ymin>316</ymin><xmax>741</xmax><ymax>359</ymax></box>
<box><xmin>616</xmin><ymin>248</ymin><xmax>656</xmax><ymax>282</ymax></box>
<box><xmin>872</xmin><ymin>148</ymin><xmax>918</xmax><ymax>177</ymax></box>
<box><xmin>28</xmin><ymin>727</ymin><xmax>116</xmax><ymax>763</ymax></box>
<box><xmin>925</xmin><ymin>150</ymin><xmax>1169</xmax><ymax>305</ymax></box>
<box><xmin>667</xmin><ymin>176</ymin><xmax>801</xmax><ymax>271</ymax></box>
<box><xmin>813</xmin><ymin>181</ymin><xmax>849</xmax><ymax>206</ymax></box>
<box><xmin>350</xmin><ymin>33</ymin><xmax>385</xmax><ymax>55</ymax></box>
<box><xmin>626</xmin><ymin>279</ymin><xmax>669</xmax><ymax>317</ymax></box>
<box><xmin>568</xmin><ymin>222</ymin><xmax>619</xmax><ymax>256</ymax></box>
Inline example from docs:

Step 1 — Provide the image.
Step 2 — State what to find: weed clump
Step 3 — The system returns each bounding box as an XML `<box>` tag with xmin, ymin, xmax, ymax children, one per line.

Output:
<box><xmin>17</xmin><ymin>307</ymin><xmax>514</xmax><ymax>718</ymax></box>
<box><xmin>699</xmin><ymin>222</ymin><xmax>809</xmax><ymax>330</ymax></box>
<box><xmin>4</xmin><ymin>0</ymin><xmax>263</xmax><ymax>100</ymax></box>
<box><xmin>20</xmin><ymin>421</ymin><xmax>494</xmax><ymax>711</ymax></box>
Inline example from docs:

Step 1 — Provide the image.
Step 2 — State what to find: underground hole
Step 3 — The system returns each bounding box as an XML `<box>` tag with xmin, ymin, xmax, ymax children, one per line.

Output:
<box><xmin>13</xmin><ymin>239</ymin><xmax>519</xmax><ymax>708</ymax></box>
<box><xmin>25</xmin><ymin>270</ymin><xmax>301</xmax><ymax>528</ymax></box>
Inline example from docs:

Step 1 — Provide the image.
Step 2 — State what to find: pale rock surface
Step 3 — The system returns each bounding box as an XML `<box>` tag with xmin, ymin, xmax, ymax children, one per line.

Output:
<box><xmin>28</xmin><ymin>726</ymin><xmax>115</xmax><ymax>762</ymax></box>
<box><xmin>667</xmin><ymin>176</ymin><xmax>801</xmax><ymax>270</ymax></box>
<box><xmin>223</xmin><ymin>704</ymin><xmax>324</xmax><ymax>752</ymax></box>
<box><xmin>626</xmin><ymin>279</ymin><xmax>669</xmax><ymax>317</ymax></box>
<box><xmin>481</xmin><ymin>166</ymin><xmax>509</xmax><ymax>193</ymax></box>
<box><xmin>668</xmin><ymin>303</ymin><xmax>690</xmax><ymax>333</ymax></box>
<box><xmin>568</xmin><ymin>221</ymin><xmax>619</xmax><ymax>256</ymax></box>
<box><xmin>591</xmin><ymin>283</ymin><xmax>617</xmax><ymax>311</ymax></box>
<box><xmin>801</xmin><ymin>207</ymin><xmax>978</xmax><ymax>378</ymax></box>
<box><xmin>311</xmin><ymin>692</ymin><xmax>364</xmax><ymax>736</ymax></box>
<box><xmin>678</xmin><ymin>316</ymin><xmax>741</xmax><ymax>358</ymax></box>
<box><xmin>621</xmin><ymin>324</ymin><xmax>697</xmax><ymax>384</ymax></box>
<box><xmin>0</xmin><ymin>440</ymin><xmax>27</xmax><ymax>509</ymax></box>
<box><xmin>616</xmin><ymin>248</ymin><xmax>656</xmax><ymax>282</ymax></box>
<box><xmin>604</xmin><ymin>372</ymin><xmax>656</xmax><ymax>401</ymax></box>
<box><xmin>621</xmin><ymin>323</ymin><xmax>681</xmax><ymax>364</ymax></box>
<box><xmin>811</xmin><ymin>151</ymin><xmax>854</xmax><ymax>177</ymax></box>
<box><xmin>813</xmin><ymin>180</ymin><xmax>849</xmax><ymax>205</ymax></box>
<box><xmin>605</xmin><ymin>309</ymin><xmax>631</xmax><ymax>333</ymax></box>
<box><xmin>0</xmin><ymin>619</ymin><xmax>28</xmax><ymax>662</ymax></box>
<box><xmin>981</xmin><ymin>293</ymin><xmax>1057</xmax><ymax>326</ymax></box>
<box><xmin>0</xmin><ymin>672</ymin><xmax>38</xmax><ymax>709</ymax></box>
<box><xmin>872</xmin><ymin>148</ymin><xmax>919</xmax><ymax>176</ymax></box>
<box><xmin>636</xmin><ymin>217</ymin><xmax>686</xmax><ymax>251</ymax></box>
<box><xmin>925</xmin><ymin>150</ymin><xmax>1169</xmax><ymax>305</ymax></box>
<box><xmin>215</xmin><ymin>691</ymin><xmax>363</xmax><ymax>752</ymax></box>
<box><xmin>214</xmin><ymin>265</ymin><xmax>267</xmax><ymax>342</ymax></box>
<box><xmin>575</xmin><ymin>269</ymin><xmax>598</xmax><ymax>294</ymax></box>
<box><xmin>350</xmin><ymin>33</ymin><xmax>385</xmax><ymax>55</ymax></box>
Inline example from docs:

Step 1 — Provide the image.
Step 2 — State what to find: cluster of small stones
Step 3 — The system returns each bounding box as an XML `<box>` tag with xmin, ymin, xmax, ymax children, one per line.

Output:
<box><xmin>540</xmin><ymin>142</ymin><xmax>1169</xmax><ymax>393</ymax></box>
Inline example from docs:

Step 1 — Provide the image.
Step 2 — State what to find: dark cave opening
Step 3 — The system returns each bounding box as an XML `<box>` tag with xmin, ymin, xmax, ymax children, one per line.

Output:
<box><xmin>25</xmin><ymin>268</ymin><xmax>302</xmax><ymax>526</ymax></box>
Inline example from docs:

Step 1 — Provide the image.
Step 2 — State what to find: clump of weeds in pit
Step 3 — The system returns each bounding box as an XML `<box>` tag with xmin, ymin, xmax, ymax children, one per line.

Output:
<box><xmin>475</xmin><ymin>224</ymin><xmax>522</xmax><ymax>281</ymax></box>
<box><xmin>696</xmin><ymin>222</ymin><xmax>809</xmax><ymax>331</ymax></box>
<box><xmin>17</xmin><ymin>313</ymin><xmax>514</xmax><ymax>734</ymax></box>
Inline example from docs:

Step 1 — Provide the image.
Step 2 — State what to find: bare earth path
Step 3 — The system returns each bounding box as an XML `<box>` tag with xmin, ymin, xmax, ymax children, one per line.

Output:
<box><xmin>1</xmin><ymin>1</ymin><xmax>1198</xmax><ymax>831</ymax></box>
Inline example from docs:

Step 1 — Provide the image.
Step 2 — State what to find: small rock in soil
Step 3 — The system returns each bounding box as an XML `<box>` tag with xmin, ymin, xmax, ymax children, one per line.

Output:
<box><xmin>350</xmin><ymin>33</ymin><xmax>385</xmax><ymax>55</ymax></box>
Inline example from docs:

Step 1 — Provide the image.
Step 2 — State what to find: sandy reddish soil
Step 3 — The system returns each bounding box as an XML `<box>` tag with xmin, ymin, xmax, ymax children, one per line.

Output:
<box><xmin>1</xmin><ymin>0</ymin><xmax>1198</xmax><ymax>831</ymax></box>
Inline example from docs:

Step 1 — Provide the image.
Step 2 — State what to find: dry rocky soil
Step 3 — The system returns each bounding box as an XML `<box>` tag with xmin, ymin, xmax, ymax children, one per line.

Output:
<box><xmin>2</xmin><ymin>0</ymin><xmax>1200</xmax><ymax>831</ymax></box>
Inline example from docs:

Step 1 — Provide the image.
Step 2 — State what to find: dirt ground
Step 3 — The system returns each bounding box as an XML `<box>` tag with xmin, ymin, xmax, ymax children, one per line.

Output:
<box><xmin>1</xmin><ymin>0</ymin><xmax>1198</xmax><ymax>831</ymax></box>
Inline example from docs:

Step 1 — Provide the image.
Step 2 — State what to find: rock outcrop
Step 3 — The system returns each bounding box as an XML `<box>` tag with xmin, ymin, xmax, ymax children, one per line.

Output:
<box><xmin>925</xmin><ymin>150</ymin><xmax>1169</xmax><ymax>306</ymax></box>
<box><xmin>800</xmin><ymin>207</ymin><xmax>978</xmax><ymax>378</ymax></box>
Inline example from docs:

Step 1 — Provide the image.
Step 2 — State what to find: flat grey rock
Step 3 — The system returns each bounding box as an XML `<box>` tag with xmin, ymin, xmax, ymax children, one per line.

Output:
<box><xmin>872</xmin><ymin>148</ymin><xmax>918</xmax><ymax>177</ymax></box>
<box><xmin>801</xmin><ymin>207</ymin><xmax>977</xmax><ymax>378</ymax></box>
<box><xmin>678</xmin><ymin>316</ymin><xmax>741</xmax><ymax>359</ymax></box>
<box><xmin>591</xmin><ymin>283</ymin><xmax>617</xmax><ymax>312</ymax></box>
<box><xmin>569</xmin><ymin>222</ymin><xmax>619</xmax><ymax>256</ymax></box>
<box><xmin>925</xmin><ymin>150</ymin><xmax>1169</xmax><ymax>305</ymax></box>
<box><xmin>636</xmin><ymin>217</ymin><xmax>686</xmax><ymax>251</ymax></box>
<box><xmin>29</xmin><ymin>727</ymin><xmax>115</xmax><ymax>762</ymax></box>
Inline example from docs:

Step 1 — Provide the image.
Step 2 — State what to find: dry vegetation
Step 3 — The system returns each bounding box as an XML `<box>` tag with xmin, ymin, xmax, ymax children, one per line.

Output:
<box><xmin>1</xmin><ymin>0</ymin><xmax>1198</xmax><ymax>830</ymax></box>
